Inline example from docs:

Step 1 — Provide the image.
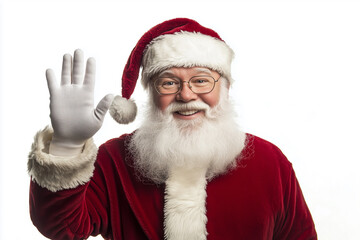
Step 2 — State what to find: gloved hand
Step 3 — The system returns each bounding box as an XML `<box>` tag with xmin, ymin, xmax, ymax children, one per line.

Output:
<box><xmin>46</xmin><ymin>49</ymin><xmax>114</xmax><ymax>156</ymax></box>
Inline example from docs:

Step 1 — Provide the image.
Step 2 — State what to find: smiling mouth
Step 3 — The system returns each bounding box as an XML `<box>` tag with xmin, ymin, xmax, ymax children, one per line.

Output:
<box><xmin>175</xmin><ymin>110</ymin><xmax>201</xmax><ymax>116</ymax></box>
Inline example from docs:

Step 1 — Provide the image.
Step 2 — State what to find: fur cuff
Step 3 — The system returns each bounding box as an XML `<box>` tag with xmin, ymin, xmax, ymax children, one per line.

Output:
<box><xmin>28</xmin><ymin>126</ymin><xmax>98</xmax><ymax>192</ymax></box>
<box><xmin>164</xmin><ymin>166</ymin><xmax>208</xmax><ymax>240</ymax></box>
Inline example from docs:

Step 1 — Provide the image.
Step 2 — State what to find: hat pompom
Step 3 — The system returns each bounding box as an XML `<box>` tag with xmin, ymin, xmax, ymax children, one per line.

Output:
<box><xmin>109</xmin><ymin>95</ymin><xmax>137</xmax><ymax>124</ymax></box>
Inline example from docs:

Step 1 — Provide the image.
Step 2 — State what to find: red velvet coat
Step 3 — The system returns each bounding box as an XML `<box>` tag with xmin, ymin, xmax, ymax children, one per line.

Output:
<box><xmin>29</xmin><ymin>133</ymin><xmax>317</xmax><ymax>239</ymax></box>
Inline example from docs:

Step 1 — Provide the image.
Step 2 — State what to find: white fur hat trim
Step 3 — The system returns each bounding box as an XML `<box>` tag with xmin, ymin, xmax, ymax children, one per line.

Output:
<box><xmin>141</xmin><ymin>31</ymin><xmax>234</xmax><ymax>88</ymax></box>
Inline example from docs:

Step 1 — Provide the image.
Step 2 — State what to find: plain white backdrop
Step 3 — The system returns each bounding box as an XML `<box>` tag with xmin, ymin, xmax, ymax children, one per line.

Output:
<box><xmin>1</xmin><ymin>0</ymin><xmax>359</xmax><ymax>239</ymax></box>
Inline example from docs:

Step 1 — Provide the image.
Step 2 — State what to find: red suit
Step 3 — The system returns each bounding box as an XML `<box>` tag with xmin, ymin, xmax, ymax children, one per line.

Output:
<box><xmin>29</xmin><ymin>130</ymin><xmax>317</xmax><ymax>240</ymax></box>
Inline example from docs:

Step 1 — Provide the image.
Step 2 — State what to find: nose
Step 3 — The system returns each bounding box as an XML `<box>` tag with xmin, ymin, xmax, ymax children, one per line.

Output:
<box><xmin>176</xmin><ymin>81</ymin><xmax>198</xmax><ymax>102</ymax></box>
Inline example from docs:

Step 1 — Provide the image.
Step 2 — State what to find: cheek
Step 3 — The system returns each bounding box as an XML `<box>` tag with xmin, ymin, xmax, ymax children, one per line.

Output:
<box><xmin>156</xmin><ymin>95</ymin><xmax>176</xmax><ymax>111</ymax></box>
<box><xmin>201</xmin><ymin>88</ymin><xmax>221</xmax><ymax>108</ymax></box>
<box><xmin>202</xmin><ymin>96</ymin><xmax>219</xmax><ymax>108</ymax></box>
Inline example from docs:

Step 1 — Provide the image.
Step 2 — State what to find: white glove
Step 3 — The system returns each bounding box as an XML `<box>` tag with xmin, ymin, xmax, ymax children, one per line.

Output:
<box><xmin>46</xmin><ymin>49</ymin><xmax>114</xmax><ymax>156</ymax></box>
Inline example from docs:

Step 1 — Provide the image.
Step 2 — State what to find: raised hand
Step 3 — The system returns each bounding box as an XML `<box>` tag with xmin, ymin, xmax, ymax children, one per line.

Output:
<box><xmin>46</xmin><ymin>49</ymin><xmax>114</xmax><ymax>156</ymax></box>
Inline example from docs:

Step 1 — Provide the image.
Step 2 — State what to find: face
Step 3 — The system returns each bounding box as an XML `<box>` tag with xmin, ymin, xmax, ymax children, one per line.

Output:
<box><xmin>152</xmin><ymin>67</ymin><xmax>223</xmax><ymax>120</ymax></box>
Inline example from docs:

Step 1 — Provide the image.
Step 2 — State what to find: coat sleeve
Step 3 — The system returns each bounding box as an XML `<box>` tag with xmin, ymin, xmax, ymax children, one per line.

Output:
<box><xmin>274</xmin><ymin>165</ymin><xmax>317</xmax><ymax>240</ymax></box>
<box><xmin>28</xmin><ymin>127</ymin><xmax>111</xmax><ymax>240</ymax></box>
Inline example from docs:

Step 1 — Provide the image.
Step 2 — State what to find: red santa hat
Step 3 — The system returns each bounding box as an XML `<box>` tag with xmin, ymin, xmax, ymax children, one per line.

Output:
<box><xmin>109</xmin><ymin>18</ymin><xmax>234</xmax><ymax>124</ymax></box>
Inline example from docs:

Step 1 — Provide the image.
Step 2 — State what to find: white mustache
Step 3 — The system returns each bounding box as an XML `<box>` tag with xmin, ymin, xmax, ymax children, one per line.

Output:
<box><xmin>165</xmin><ymin>101</ymin><xmax>210</xmax><ymax>114</ymax></box>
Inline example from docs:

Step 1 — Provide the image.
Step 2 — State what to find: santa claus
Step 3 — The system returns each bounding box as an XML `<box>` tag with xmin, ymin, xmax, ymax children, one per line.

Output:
<box><xmin>28</xmin><ymin>18</ymin><xmax>317</xmax><ymax>239</ymax></box>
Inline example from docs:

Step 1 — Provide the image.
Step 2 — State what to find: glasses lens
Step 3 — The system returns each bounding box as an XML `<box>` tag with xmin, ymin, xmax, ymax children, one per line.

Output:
<box><xmin>155</xmin><ymin>78</ymin><xmax>180</xmax><ymax>94</ymax></box>
<box><xmin>190</xmin><ymin>76</ymin><xmax>215</xmax><ymax>94</ymax></box>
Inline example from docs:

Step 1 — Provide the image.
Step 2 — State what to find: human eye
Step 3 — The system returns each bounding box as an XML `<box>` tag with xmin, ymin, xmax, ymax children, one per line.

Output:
<box><xmin>159</xmin><ymin>78</ymin><xmax>179</xmax><ymax>89</ymax></box>
<box><xmin>191</xmin><ymin>76</ymin><xmax>212</xmax><ymax>86</ymax></box>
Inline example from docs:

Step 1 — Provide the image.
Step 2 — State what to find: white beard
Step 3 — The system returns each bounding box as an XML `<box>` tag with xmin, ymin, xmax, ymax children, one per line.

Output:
<box><xmin>129</xmin><ymin>84</ymin><xmax>246</xmax><ymax>184</ymax></box>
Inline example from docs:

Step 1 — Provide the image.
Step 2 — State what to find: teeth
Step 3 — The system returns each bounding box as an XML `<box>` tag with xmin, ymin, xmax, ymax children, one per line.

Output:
<box><xmin>177</xmin><ymin>110</ymin><xmax>199</xmax><ymax>116</ymax></box>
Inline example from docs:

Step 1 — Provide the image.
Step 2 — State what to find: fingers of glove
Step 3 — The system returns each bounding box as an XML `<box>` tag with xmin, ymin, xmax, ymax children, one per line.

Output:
<box><xmin>94</xmin><ymin>94</ymin><xmax>114</xmax><ymax>121</ymax></box>
<box><xmin>72</xmin><ymin>49</ymin><xmax>84</xmax><ymax>85</ymax></box>
<box><xmin>61</xmin><ymin>53</ymin><xmax>72</xmax><ymax>86</ymax></box>
<box><xmin>84</xmin><ymin>57</ymin><xmax>96</xmax><ymax>89</ymax></box>
<box><xmin>46</xmin><ymin>68</ymin><xmax>58</xmax><ymax>95</ymax></box>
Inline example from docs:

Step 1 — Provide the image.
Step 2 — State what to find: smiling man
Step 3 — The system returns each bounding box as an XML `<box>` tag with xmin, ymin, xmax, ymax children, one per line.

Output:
<box><xmin>28</xmin><ymin>18</ymin><xmax>317</xmax><ymax>240</ymax></box>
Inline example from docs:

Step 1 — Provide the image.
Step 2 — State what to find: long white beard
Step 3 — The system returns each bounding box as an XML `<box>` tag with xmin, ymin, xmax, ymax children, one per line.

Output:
<box><xmin>129</xmin><ymin>85</ymin><xmax>246</xmax><ymax>184</ymax></box>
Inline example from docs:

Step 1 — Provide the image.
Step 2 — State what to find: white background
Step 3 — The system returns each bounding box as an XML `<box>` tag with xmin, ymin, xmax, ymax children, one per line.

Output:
<box><xmin>1</xmin><ymin>0</ymin><xmax>359</xmax><ymax>239</ymax></box>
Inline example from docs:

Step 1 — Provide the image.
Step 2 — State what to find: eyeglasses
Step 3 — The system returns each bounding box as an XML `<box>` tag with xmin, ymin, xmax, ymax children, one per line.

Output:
<box><xmin>154</xmin><ymin>75</ymin><xmax>220</xmax><ymax>95</ymax></box>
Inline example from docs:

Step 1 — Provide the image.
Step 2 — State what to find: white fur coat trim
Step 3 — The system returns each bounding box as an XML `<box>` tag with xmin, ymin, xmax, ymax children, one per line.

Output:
<box><xmin>27</xmin><ymin>126</ymin><xmax>97</xmax><ymax>192</ymax></box>
<box><xmin>141</xmin><ymin>31</ymin><xmax>234</xmax><ymax>88</ymax></box>
<box><xmin>164</xmin><ymin>166</ymin><xmax>208</xmax><ymax>240</ymax></box>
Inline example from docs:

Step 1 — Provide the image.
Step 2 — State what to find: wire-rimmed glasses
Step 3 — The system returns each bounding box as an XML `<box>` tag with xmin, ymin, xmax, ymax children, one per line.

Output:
<box><xmin>154</xmin><ymin>75</ymin><xmax>220</xmax><ymax>95</ymax></box>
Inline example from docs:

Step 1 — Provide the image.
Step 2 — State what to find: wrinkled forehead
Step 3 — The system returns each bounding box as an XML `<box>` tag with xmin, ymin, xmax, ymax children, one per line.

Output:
<box><xmin>157</xmin><ymin>67</ymin><xmax>214</xmax><ymax>78</ymax></box>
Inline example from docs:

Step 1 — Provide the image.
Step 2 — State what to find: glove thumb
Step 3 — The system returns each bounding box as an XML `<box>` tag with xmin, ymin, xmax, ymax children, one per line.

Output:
<box><xmin>94</xmin><ymin>94</ymin><xmax>115</xmax><ymax>122</ymax></box>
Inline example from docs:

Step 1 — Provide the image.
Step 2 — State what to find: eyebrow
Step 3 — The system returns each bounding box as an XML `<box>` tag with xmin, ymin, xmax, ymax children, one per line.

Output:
<box><xmin>157</xmin><ymin>69</ymin><xmax>176</xmax><ymax>77</ymax></box>
<box><xmin>193</xmin><ymin>67</ymin><xmax>212</xmax><ymax>75</ymax></box>
<box><xmin>157</xmin><ymin>68</ymin><xmax>212</xmax><ymax>78</ymax></box>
